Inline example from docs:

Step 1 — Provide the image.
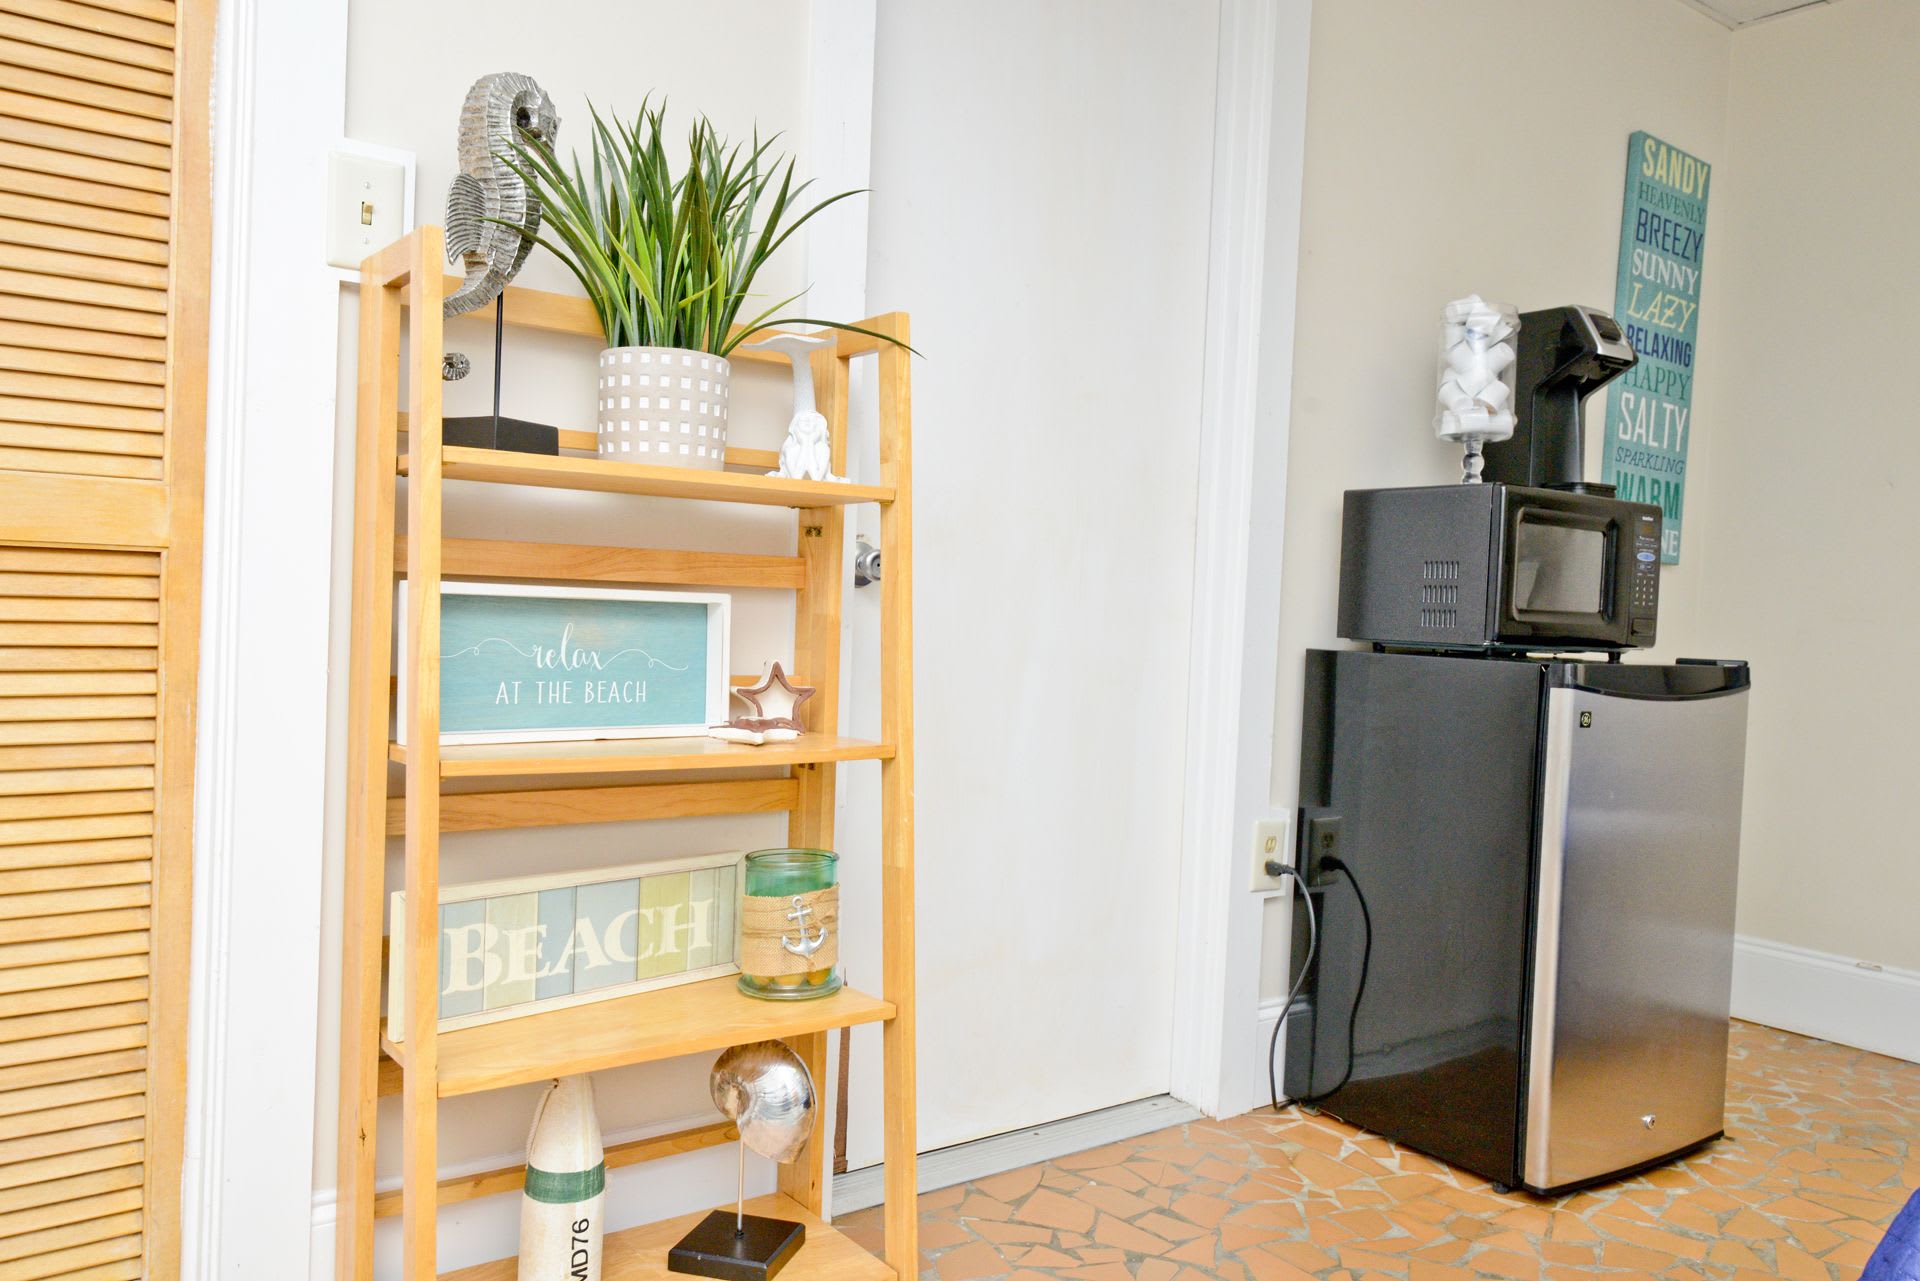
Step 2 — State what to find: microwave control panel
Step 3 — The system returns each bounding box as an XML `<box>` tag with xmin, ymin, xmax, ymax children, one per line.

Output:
<box><xmin>1629</xmin><ymin>513</ymin><xmax>1661</xmax><ymax>638</ymax></box>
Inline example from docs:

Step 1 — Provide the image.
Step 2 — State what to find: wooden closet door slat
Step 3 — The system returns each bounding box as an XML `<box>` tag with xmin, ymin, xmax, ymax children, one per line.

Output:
<box><xmin>0</xmin><ymin>1</ymin><xmax>200</xmax><ymax>1271</ymax></box>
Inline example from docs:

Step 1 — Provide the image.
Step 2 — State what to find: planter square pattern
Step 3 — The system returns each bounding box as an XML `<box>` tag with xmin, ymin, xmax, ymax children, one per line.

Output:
<box><xmin>596</xmin><ymin>347</ymin><xmax>731</xmax><ymax>469</ymax></box>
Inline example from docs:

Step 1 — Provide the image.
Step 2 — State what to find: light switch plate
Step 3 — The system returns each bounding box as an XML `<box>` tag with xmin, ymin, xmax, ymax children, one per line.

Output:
<box><xmin>326</xmin><ymin>142</ymin><xmax>414</xmax><ymax>273</ymax></box>
<box><xmin>1250</xmin><ymin>816</ymin><xmax>1292</xmax><ymax>893</ymax></box>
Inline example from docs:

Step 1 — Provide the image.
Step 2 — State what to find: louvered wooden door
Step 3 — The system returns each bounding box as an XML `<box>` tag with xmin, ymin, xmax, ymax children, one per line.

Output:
<box><xmin>0</xmin><ymin>1</ymin><xmax>213</xmax><ymax>1277</ymax></box>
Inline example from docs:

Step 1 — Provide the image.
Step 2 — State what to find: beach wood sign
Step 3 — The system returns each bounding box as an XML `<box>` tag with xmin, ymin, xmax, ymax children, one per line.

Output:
<box><xmin>394</xmin><ymin>581</ymin><xmax>730</xmax><ymax>744</ymax></box>
<box><xmin>386</xmin><ymin>852</ymin><xmax>742</xmax><ymax>1040</ymax></box>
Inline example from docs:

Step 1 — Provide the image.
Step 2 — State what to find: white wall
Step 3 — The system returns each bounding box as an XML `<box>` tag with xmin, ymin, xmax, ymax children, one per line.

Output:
<box><xmin>1700</xmin><ymin>0</ymin><xmax>1920</xmax><ymax>973</ymax></box>
<box><xmin>1258</xmin><ymin>0</ymin><xmax>1736</xmax><ymax>1001</ymax></box>
<box><xmin>855</xmin><ymin>0</ymin><xmax>1221</xmax><ymax>1160</ymax></box>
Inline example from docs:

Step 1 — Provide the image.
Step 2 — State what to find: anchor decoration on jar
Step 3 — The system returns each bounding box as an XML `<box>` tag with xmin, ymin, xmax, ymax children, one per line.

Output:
<box><xmin>780</xmin><ymin>897</ymin><xmax>828</xmax><ymax>960</ymax></box>
<box><xmin>738</xmin><ymin>850</ymin><xmax>842</xmax><ymax>1001</ymax></box>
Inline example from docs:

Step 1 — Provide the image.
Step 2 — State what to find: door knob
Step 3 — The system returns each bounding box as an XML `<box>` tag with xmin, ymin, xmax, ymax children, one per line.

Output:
<box><xmin>854</xmin><ymin>537</ymin><xmax>881</xmax><ymax>587</ymax></box>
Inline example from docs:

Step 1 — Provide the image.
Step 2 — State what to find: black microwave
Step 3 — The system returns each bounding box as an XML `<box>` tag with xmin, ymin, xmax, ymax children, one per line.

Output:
<box><xmin>1336</xmin><ymin>484</ymin><xmax>1662</xmax><ymax>651</ymax></box>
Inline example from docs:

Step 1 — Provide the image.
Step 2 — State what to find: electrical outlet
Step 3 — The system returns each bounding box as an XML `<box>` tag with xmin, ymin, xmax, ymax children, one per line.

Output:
<box><xmin>1305</xmin><ymin>815</ymin><xmax>1343</xmax><ymax>885</ymax></box>
<box><xmin>326</xmin><ymin>146</ymin><xmax>410</xmax><ymax>270</ymax></box>
<box><xmin>1250</xmin><ymin>816</ymin><xmax>1292</xmax><ymax>892</ymax></box>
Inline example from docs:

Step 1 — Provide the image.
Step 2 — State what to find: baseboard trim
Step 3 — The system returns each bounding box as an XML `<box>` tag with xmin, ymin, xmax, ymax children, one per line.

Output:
<box><xmin>831</xmin><ymin>1095</ymin><xmax>1201</xmax><ymax>1214</ymax></box>
<box><xmin>1731</xmin><ymin>933</ymin><xmax>1920</xmax><ymax>1064</ymax></box>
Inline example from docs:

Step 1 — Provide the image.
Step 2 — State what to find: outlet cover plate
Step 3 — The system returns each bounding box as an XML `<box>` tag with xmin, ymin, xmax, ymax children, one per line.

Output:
<box><xmin>1250</xmin><ymin>816</ymin><xmax>1292</xmax><ymax>893</ymax></box>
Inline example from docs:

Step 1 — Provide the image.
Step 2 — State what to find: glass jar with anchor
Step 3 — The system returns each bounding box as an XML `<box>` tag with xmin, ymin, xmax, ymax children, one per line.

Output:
<box><xmin>737</xmin><ymin>848</ymin><xmax>843</xmax><ymax>1000</ymax></box>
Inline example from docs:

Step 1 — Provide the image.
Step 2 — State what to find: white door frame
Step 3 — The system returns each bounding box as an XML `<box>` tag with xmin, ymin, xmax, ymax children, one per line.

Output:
<box><xmin>182</xmin><ymin>0</ymin><xmax>349</xmax><ymax>1275</ymax></box>
<box><xmin>1169</xmin><ymin>0</ymin><xmax>1315</xmax><ymax>1121</ymax></box>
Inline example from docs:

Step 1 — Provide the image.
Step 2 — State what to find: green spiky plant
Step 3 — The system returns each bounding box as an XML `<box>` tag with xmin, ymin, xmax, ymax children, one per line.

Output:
<box><xmin>502</xmin><ymin>101</ymin><xmax>904</xmax><ymax>356</ymax></box>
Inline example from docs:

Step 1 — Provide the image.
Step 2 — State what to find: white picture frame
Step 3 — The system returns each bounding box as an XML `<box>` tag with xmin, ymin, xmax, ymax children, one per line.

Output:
<box><xmin>393</xmin><ymin>579</ymin><xmax>731</xmax><ymax>745</ymax></box>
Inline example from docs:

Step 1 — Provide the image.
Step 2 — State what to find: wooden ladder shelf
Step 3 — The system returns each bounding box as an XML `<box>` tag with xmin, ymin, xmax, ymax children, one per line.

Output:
<box><xmin>335</xmin><ymin>227</ymin><xmax>917</xmax><ymax>1281</ymax></box>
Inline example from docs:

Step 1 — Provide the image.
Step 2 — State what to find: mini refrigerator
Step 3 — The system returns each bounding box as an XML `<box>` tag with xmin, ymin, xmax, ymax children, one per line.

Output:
<box><xmin>1283</xmin><ymin>648</ymin><xmax>1751</xmax><ymax>1194</ymax></box>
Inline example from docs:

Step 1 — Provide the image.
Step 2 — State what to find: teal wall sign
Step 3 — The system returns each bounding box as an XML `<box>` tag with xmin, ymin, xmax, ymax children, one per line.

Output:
<box><xmin>396</xmin><ymin>582</ymin><xmax>730</xmax><ymax>743</ymax></box>
<box><xmin>1605</xmin><ymin>131</ymin><xmax>1711</xmax><ymax>564</ymax></box>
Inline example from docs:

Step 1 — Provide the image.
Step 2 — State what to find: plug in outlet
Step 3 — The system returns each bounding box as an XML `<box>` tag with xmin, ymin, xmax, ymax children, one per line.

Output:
<box><xmin>1250</xmin><ymin>817</ymin><xmax>1292</xmax><ymax>892</ymax></box>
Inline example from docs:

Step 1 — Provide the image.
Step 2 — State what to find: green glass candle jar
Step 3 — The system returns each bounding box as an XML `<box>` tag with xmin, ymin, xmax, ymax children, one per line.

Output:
<box><xmin>738</xmin><ymin>849</ymin><xmax>842</xmax><ymax>1000</ymax></box>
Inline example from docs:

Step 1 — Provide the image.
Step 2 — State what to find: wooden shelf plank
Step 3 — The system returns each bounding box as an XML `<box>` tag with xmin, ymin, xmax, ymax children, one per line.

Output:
<box><xmin>386</xmin><ymin>975</ymin><xmax>893</xmax><ymax>1098</ymax></box>
<box><xmin>401</xmin><ymin>447</ymin><xmax>893</xmax><ymax>508</ymax></box>
<box><xmin>439</xmin><ymin>1193</ymin><xmax>891</xmax><ymax>1281</ymax></box>
<box><xmin>385</xmin><ymin>778</ymin><xmax>799</xmax><ymax>836</ymax></box>
<box><xmin>388</xmin><ymin>734</ymin><xmax>894</xmax><ymax>780</ymax></box>
<box><xmin>374</xmin><ymin>1120</ymin><xmax>737</xmax><ymax>1219</ymax></box>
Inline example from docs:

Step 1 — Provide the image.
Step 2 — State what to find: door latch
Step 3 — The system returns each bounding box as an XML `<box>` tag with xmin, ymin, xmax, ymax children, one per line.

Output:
<box><xmin>854</xmin><ymin>537</ymin><xmax>882</xmax><ymax>587</ymax></box>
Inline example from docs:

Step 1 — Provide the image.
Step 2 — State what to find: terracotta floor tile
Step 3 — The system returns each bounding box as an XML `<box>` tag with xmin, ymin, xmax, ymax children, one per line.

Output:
<box><xmin>975</xmin><ymin>1219</ymin><xmax>1054</xmax><ymax>1246</ymax></box>
<box><xmin>974</xmin><ymin>1164</ymin><xmax>1046</xmax><ymax>1204</ymax></box>
<box><xmin>1292</xmin><ymin>1148</ymin><xmax>1368</xmax><ymax>1190</ymax></box>
<box><xmin>1406</xmin><ymin>1262</ymin><xmax>1476</xmax><ymax>1281</ymax></box>
<box><xmin>853</xmin><ymin>1020</ymin><xmax>1913</xmax><ymax>1278</ymax></box>
<box><xmin>1335</xmin><ymin>1244</ymin><xmax>1412</xmax><ymax>1275</ymax></box>
<box><xmin>1603</xmin><ymin>1220</ymin><xmax>1710</xmax><ymax>1262</ymax></box>
<box><xmin>1466</xmin><ymin>1248</ymin><xmax>1539</xmax><ymax>1279</ymax></box>
<box><xmin>1092</xmin><ymin>1213</ymin><xmax>1174</xmax><ymax>1256</ymax></box>
<box><xmin>1056</xmin><ymin>1264</ymin><xmax>1133</xmax><ymax>1281</ymax></box>
<box><xmin>1166</xmin><ymin>1235</ymin><xmax>1217</xmax><ymax>1267</ymax></box>
<box><xmin>1014</xmin><ymin>1187</ymin><xmax>1096</xmax><ymax>1234</ymax></box>
<box><xmin>919</xmin><ymin>1219</ymin><xmax>973</xmax><ymax>1249</ymax></box>
<box><xmin>1016</xmin><ymin>1245</ymin><xmax>1082</xmax><ymax>1269</ymax></box>
<box><xmin>1239</xmin><ymin>1252</ymin><xmax>1320</xmax><ymax>1281</ymax></box>
<box><xmin>1078</xmin><ymin>1164</ymin><xmax>1147</xmax><ymax>1193</ymax></box>
<box><xmin>1249</xmin><ymin>1241</ymin><xmax>1324</xmax><ymax>1270</ymax></box>
<box><xmin>1134</xmin><ymin>1211</ymin><xmax>1207</xmax><ymax>1242</ymax></box>
<box><xmin>933</xmin><ymin>1239</ymin><xmax>1009</xmax><ymax>1280</ymax></box>
<box><xmin>1598</xmin><ymin>1240</ymin><xmax>1678</xmax><ymax>1272</ymax></box>
<box><xmin>957</xmin><ymin>1192</ymin><xmax>1016</xmax><ymax>1222</ymax></box>
<box><xmin>1170</xmin><ymin>1191</ymin><xmax>1232</xmax><ymax>1228</ymax></box>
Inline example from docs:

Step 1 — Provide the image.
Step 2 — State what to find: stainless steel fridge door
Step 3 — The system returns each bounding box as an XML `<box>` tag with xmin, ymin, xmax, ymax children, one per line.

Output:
<box><xmin>1524</xmin><ymin>684</ymin><xmax>1749</xmax><ymax>1190</ymax></box>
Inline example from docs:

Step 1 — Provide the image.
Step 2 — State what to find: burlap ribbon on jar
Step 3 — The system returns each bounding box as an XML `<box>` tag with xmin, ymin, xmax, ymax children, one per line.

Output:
<box><xmin>739</xmin><ymin>887</ymin><xmax>840</xmax><ymax>977</ymax></box>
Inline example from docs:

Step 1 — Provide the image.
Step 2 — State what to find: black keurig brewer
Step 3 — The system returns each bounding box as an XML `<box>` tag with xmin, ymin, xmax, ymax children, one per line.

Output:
<box><xmin>1482</xmin><ymin>304</ymin><xmax>1637</xmax><ymax>492</ymax></box>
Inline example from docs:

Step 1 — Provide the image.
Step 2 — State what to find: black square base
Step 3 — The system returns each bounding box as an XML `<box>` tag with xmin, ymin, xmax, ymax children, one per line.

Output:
<box><xmin>442</xmin><ymin>415</ymin><xmax>559</xmax><ymax>455</ymax></box>
<box><xmin>667</xmin><ymin>1210</ymin><xmax>805</xmax><ymax>1280</ymax></box>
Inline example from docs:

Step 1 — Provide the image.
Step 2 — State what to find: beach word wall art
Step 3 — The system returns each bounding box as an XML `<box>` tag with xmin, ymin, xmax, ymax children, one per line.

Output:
<box><xmin>1605</xmin><ymin>131</ymin><xmax>1711</xmax><ymax>564</ymax></box>
<box><xmin>395</xmin><ymin>582</ymin><xmax>730</xmax><ymax>744</ymax></box>
<box><xmin>386</xmin><ymin>852</ymin><xmax>742</xmax><ymax>1038</ymax></box>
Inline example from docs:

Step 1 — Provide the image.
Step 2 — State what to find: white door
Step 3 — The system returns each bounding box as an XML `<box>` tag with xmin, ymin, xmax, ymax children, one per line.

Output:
<box><xmin>837</xmin><ymin>0</ymin><xmax>1226</xmax><ymax>1170</ymax></box>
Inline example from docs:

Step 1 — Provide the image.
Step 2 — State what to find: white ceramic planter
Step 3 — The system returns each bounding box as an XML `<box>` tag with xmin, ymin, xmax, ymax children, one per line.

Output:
<box><xmin>595</xmin><ymin>346</ymin><xmax>731</xmax><ymax>469</ymax></box>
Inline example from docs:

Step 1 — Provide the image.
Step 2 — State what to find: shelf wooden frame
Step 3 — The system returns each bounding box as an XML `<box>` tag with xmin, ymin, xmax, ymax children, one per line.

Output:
<box><xmin>336</xmin><ymin>230</ymin><xmax>917</xmax><ymax>1281</ymax></box>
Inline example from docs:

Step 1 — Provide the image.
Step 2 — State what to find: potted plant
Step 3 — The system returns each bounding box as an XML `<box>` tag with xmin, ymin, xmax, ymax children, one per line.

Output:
<box><xmin>507</xmin><ymin>102</ymin><xmax>888</xmax><ymax>468</ymax></box>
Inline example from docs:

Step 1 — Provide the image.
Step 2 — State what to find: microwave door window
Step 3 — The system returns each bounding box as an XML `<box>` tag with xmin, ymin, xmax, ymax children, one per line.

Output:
<box><xmin>1514</xmin><ymin>522</ymin><xmax>1605</xmax><ymax>614</ymax></box>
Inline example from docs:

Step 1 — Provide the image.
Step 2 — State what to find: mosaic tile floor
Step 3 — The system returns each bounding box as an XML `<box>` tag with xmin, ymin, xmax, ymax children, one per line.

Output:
<box><xmin>838</xmin><ymin>1021</ymin><xmax>1918</xmax><ymax>1280</ymax></box>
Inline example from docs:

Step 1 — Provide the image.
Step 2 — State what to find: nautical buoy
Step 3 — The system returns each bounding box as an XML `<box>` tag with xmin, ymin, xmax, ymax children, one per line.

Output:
<box><xmin>520</xmin><ymin>1075</ymin><xmax>605</xmax><ymax>1281</ymax></box>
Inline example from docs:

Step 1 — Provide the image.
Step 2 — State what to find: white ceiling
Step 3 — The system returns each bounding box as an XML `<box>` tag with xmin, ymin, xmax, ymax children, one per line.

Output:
<box><xmin>1675</xmin><ymin>0</ymin><xmax>1839</xmax><ymax>29</ymax></box>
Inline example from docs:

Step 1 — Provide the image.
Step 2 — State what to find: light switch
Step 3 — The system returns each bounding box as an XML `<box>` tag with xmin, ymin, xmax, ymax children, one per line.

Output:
<box><xmin>327</xmin><ymin>149</ymin><xmax>408</xmax><ymax>270</ymax></box>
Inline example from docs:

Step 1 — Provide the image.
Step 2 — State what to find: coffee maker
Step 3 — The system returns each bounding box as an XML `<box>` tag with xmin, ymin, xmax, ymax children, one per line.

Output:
<box><xmin>1481</xmin><ymin>304</ymin><xmax>1637</xmax><ymax>492</ymax></box>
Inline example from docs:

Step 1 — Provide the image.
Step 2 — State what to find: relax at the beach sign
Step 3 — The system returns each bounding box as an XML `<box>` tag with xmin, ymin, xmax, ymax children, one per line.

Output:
<box><xmin>1605</xmin><ymin>131</ymin><xmax>1710</xmax><ymax>565</ymax></box>
<box><xmin>386</xmin><ymin>853</ymin><xmax>742</xmax><ymax>1038</ymax></box>
<box><xmin>395</xmin><ymin>582</ymin><xmax>731</xmax><ymax>744</ymax></box>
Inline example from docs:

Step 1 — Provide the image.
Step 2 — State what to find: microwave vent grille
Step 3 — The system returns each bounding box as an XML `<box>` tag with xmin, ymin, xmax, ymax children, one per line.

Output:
<box><xmin>1419</xmin><ymin>608</ymin><xmax>1460</xmax><ymax>630</ymax></box>
<box><xmin>1420</xmin><ymin>584</ymin><xmax>1459</xmax><ymax>605</ymax></box>
<box><xmin>1422</xmin><ymin>559</ymin><xmax>1461</xmax><ymax>582</ymax></box>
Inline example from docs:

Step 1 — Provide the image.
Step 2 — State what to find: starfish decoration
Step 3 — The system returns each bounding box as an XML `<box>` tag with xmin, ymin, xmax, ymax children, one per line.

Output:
<box><xmin>729</xmin><ymin>661</ymin><xmax>815</xmax><ymax>733</ymax></box>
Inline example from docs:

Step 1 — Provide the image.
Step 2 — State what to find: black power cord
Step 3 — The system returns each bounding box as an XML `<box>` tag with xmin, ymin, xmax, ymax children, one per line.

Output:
<box><xmin>1267</xmin><ymin>855</ymin><xmax>1374</xmax><ymax>1112</ymax></box>
<box><xmin>1295</xmin><ymin>856</ymin><xmax>1371</xmax><ymax>1106</ymax></box>
<box><xmin>1264</xmin><ymin>862</ymin><xmax>1317</xmax><ymax>1112</ymax></box>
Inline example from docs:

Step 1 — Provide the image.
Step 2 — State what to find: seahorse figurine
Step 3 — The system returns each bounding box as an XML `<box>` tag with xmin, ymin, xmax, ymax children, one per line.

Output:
<box><xmin>443</xmin><ymin>72</ymin><xmax>559</xmax><ymax>318</ymax></box>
